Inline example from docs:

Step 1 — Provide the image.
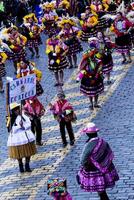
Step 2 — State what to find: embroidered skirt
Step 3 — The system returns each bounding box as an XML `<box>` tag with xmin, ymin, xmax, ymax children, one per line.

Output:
<box><xmin>115</xmin><ymin>34</ymin><xmax>131</xmax><ymax>53</ymax></box>
<box><xmin>77</xmin><ymin>163</ymin><xmax>119</xmax><ymax>192</ymax></box>
<box><xmin>102</xmin><ymin>53</ymin><xmax>113</xmax><ymax>74</ymax></box>
<box><xmin>7</xmin><ymin>48</ymin><xmax>26</xmax><ymax>62</ymax></box>
<box><xmin>80</xmin><ymin>28</ymin><xmax>97</xmax><ymax>42</ymax></box>
<box><xmin>0</xmin><ymin>63</ymin><xmax>6</xmax><ymax>78</ymax></box>
<box><xmin>48</xmin><ymin>55</ymin><xmax>69</xmax><ymax>72</ymax></box>
<box><xmin>44</xmin><ymin>21</ymin><xmax>59</xmax><ymax>36</ymax></box>
<box><xmin>8</xmin><ymin>141</ymin><xmax>37</xmax><ymax>159</ymax></box>
<box><xmin>27</xmin><ymin>38</ymin><xmax>40</xmax><ymax>48</ymax></box>
<box><xmin>80</xmin><ymin>76</ymin><xmax>104</xmax><ymax>97</ymax></box>
<box><xmin>65</xmin><ymin>37</ymin><xmax>83</xmax><ymax>56</ymax></box>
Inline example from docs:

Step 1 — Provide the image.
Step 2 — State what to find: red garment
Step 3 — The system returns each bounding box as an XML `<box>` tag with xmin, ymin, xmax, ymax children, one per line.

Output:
<box><xmin>51</xmin><ymin>99</ymin><xmax>73</xmax><ymax>115</ymax></box>
<box><xmin>24</xmin><ymin>97</ymin><xmax>44</xmax><ymax>117</ymax></box>
<box><xmin>113</xmin><ymin>17</ymin><xmax>133</xmax><ymax>36</ymax></box>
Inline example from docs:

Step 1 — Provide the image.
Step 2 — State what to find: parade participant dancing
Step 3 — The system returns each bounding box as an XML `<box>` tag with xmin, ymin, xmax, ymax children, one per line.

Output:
<box><xmin>3</xmin><ymin>26</ymin><xmax>27</xmax><ymax>72</ymax></box>
<box><xmin>90</xmin><ymin>0</ymin><xmax>109</xmax><ymax>30</ymax></box>
<box><xmin>58</xmin><ymin>18</ymin><xmax>83</xmax><ymax>68</ymax></box>
<box><xmin>46</xmin><ymin>34</ymin><xmax>69</xmax><ymax>86</ymax></box>
<box><xmin>42</xmin><ymin>2</ymin><xmax>59</xmax><ymax>37</ymax></box>
<box><xmin>49</xmin><ymin>91</ymin><xmax>76</xmax><ymax>147</ymax></box>
<box><xmin>22</xmin><ymin>13</ymin><xmax>42</xmax><ymax>58</ymax></box>
<box><xmin>80</xmin><ymin>7</ymin><xmax>98</xmax><ymax>42</ymax></box>
<box><xmin>112</xmin><ymin>12</ymin><xmax>132</xmax><ymax>63</ymax></box>
<box><xmin>77</xmin><ymin>122</ymin><xmax>119</xmax><ymax>200</ymax></box>
<box><xmin>7</xmin><ymin>103</ymin><xmax>36</xmax><ymax>173</ymax></box>
<box><xmin>96</xmin><ymin>31</ymin><xmax>114</xmax><ymax>84</ymax></box>
<box><xmin>77</xmin><ymin>37</ymin><xmax>104</xmax><ymax>110</ymax></box>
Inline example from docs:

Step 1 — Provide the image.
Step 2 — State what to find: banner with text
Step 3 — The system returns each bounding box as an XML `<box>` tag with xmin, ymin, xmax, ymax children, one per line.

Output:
<box><xmin>9</xmin><ymin>74</ymin><xmax>36</xmax><ymax>104</ymax></box>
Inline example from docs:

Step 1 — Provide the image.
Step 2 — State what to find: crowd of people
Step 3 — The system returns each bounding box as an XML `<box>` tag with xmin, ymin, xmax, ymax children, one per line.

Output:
<box><xmin>0</xmin><ymin>0</ymin><xmax>134</xmax><ymax>199</ymax></box>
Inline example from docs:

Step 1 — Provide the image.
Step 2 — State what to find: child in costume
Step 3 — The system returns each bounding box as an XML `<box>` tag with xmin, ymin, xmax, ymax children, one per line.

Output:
<box><xmin>77</xmin><ymin>122</ymin><xmax>119</xmax><ymax>200</ymax></box>
<box><xmin>49</xmin><ymin>91</ymin><xmax>76</xmax><ymax>147</ymax></box>
<box><xmin>47</xmin><ymin>178</ymin><xmax>72</xmax><ymax>200</ymax></box>
<box><xmin>46</xmin><ymin>34</ymin><xmax>69</xmax><ymax>86</ymax></box>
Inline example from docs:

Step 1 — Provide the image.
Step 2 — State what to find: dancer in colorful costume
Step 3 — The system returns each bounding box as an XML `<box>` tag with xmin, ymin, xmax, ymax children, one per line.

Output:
<box><xmin>77</xmin><ymin>37</ymin><xmax>104</xmax><ymax>110</ymax></box>
<box><xmin>58</xmin><ymin>17</ymin><xmax>83</xmax><ymax>68</ymax></box>
<box><xmin>22</xmin><ymin>13</ymin><xmax>42</xmax><ymax>58</ymax></box>
<box><xmin>46</xmin><ymin>34</ymin><xmax>69</xmax><ymax>86</ymax></box>
<box><xmin>80</xmin><ymin>7</ymin><xmax>98</xmax><ymax>42</ymax></box>
<box><xmin>3</xmin><ymin>26</ymin><xmax>27</xmax><ymax>72</ymax></box>
<box><xmin>112</xmin><ymin>12</ymin><xmax>132</xmax><ymax>63</ymax></box>
<box><xmin>42</xmin><ymin>2</ymin><xmax>59</xmax><ymax>37</ymax></box>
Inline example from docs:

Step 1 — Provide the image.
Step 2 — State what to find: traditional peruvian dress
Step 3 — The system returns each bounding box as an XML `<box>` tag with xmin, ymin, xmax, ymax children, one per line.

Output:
<box><xmin>7</xmin><ymin>112</ymin><xmax>36</xmax><ymax>159</ymax></box>
<box><xmin>6</xmin><ymin>32</ymin><xmax>27</xmax><ymax>62</ymax></box>
<box><xmin>79</xmin><ymin>51</ymin><xmax>104</xmax><ymax>97</ymax></box>
<box><xmin>59</xmin><ymin>26</ymin><xmax>83</xmax><ymax>56</ymax></box>
<box><xmin>113</xmin><ymin>17</ymin><xmax>132</xmax><ymax>53</ymax></box>
<box><xmin>80</xmin><ymin>14</ymin><xmax>98</xmax><ymax>42</ymax></box>
<box><xmin>90</xmin><ymin>1</ymin><xmax>109</xmax><ymax>30</ymax></box>
<box><xmin>77</xmin><ymin>137</ymin><xmax>119</xmax><ymax>192</ymax></box>
<box><xmin>24</xmin><ymin>23</ymin><xmax>42</xmax><ymax>49</ymax></box>
<box><xmin>42</xmin><ymin>10</ymin><xmax>59</xmax><ymax>36</ymax></box>
<box><xmin>98</xmin><ymin>37</ymin><xmax>114</xmax><ymax>75</ymax></box>
<box><xmin>46</xmin><ymin>38</ymin><xmax>69</xmax><ymax>72</ymax></box>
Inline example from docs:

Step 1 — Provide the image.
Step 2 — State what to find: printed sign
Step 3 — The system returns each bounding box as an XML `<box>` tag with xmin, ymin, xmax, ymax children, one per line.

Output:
<box><xmin>9</xmin><ymin>74</ymin><xmax>36</xmax><ymax>104</ymax></box>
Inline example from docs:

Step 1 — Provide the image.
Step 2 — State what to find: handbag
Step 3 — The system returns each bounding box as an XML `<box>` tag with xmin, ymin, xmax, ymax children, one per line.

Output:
<box><xmin>64</xmin><ymin>111</ymin><xmax>77</xmax><ymax>122</ymax></box>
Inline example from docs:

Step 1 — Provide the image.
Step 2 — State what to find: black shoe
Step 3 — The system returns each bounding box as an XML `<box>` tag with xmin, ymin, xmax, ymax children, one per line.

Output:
<box><xmin>94</xmin><ymin>104</ymin><xmax>101</xmax><ymax>108</ymax></box>
<box><xmin>69</xmin><ymin>65</ymin><xmax>73</xmax><ymax>69</ymax></box>
<box><xmin>19</xmin><ymin>163</ymin><xmax>24</xmax><ymax>173</ymax></box>
<box><xmin>107</xmin><ymin>80</ymin><xmax>112</xmax><ymax>85</ymax></box>
<box><xmin>70</xmin><ymin>141</ymin><xmax>74</xmax><ymax>146</ymax></box>
<box><xmin>36</xmin><ymin>141</ymin><xmax>43</xmax><ymax>146</ymax></box>
<box><xmin>31</xmin><ymin>52</ymin><xmax>35</xmax><ymax>59</ymax></box>
<box><xmin>0</xmin><ymin>89</ymin><xmax>4</xmax><ymax>93</ymax></box>
<box><xmin>122</xmin><ymin>59</ymin><xmax>126</xmax><ymax>64</ymax></box>
<box><xmin>89</xmin><ymin>105</ymin><xmax>94</xmax><ymax>110</ymax></box>
<box><xmin>36</xmin><ymin>54</ymin><xmax>40</xmax><ymax>58</ymax></box>
<box><xmin>54</xmin><ymin>83</ymin><xmax>60</xmax><ymax>87</ymax></box>
<box><xmin>25</xmin><ymin>163</ymin><xmax>32</xmax><ymax>172</ymax></box>
<box><xmin>62</xmin><ymin>142</ymin><xmax>67</xmax><ymax>147</ymax></box>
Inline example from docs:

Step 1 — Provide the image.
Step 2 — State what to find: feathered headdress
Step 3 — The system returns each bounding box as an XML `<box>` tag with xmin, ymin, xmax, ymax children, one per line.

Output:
<box><xmin>58</xmin><ymin>16</ymin><xmax>76</xmax><ymax>28</ymax></box>
<box><xmin>23</xmin><ymin>13</ymin><xmax>38</xmax><ymax>23</ymax></box>
<box><xmin>42</xmin><ymin>2</ymin><xmax>55</xmax><ymax>10</ymax></box>
<box><xmin>59</xmin><ymin>0</ymin><xmax>70</xmax><ymax>9</ymax></box>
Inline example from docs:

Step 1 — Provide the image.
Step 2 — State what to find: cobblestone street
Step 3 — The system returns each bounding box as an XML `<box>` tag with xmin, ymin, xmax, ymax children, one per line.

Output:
<box><xmin>0</xmin><ymin>38</ymin><xmax>134</xmax><ymax>200</ymax></box>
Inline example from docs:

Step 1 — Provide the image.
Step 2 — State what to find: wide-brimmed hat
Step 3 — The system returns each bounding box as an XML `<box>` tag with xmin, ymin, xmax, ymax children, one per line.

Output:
<box><xmin>81</xmin><ymin>122</ymin><xmax>99</xmax><ymax>134</ymax></box>
<box><xmin>10</xmin><ymin>102</ymin><xmax>20</xmax><ymax>110</ymax></box>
